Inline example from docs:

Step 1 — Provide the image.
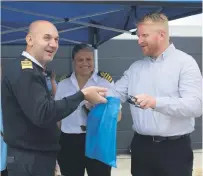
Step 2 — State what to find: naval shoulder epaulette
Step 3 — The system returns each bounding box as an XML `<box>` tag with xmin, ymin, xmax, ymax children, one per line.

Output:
<box><xmin>97</xmin><ymin>71</ymin><xmax>113</xmax><ymax>83</ymax></box>
<box><xmin>21</xmin><ymin>58</ymin><xmax>33</xmax><ymax>70</ymax></box>
<box><xmin>58</xmin><ymin>72</ymin><xmax>73</xmax><ymax>82</ymax></box>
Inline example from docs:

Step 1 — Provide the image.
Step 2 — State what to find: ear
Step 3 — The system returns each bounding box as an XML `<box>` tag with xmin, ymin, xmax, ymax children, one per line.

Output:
<box><xmin>26</xmin><ymin>34</ymin><xmax>33</xmax><ymax>46</ymax></box>
<box><xmin>161</xmin><ymin>30</ymin><xmax>166</xmax><ymax>37</ymax></box>
<box><xmin>159</xmin><ymin>30</ymin><xmax>165</xmax><ymax>41</ymax></box>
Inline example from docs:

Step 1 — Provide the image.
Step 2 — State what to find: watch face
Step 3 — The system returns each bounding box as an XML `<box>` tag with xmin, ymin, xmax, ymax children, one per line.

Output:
<box><xmin>80</xmin><ymin>125</ymin><xmax>87</xmax><ymax>132</ymax></box>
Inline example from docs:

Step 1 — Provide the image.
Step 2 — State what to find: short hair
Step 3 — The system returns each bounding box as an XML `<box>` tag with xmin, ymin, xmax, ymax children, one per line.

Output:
<box><xmin>72</xmin><ymin>43</ymin><xmax>94</xmax><ymax>59</ymax></box>
<box><xmin>137</xmin><ymin>12</ymin><xmax>168</xmax><ymax>25</ymax></box>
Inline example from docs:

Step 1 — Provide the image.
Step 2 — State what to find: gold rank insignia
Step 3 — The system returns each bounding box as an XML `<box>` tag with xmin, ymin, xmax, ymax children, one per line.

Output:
<box><xmin>59</xmin><ymin>74</ymin><xmax>69</xmax><ymax>82</ymax></box>
<box><xmin>21</xmin><ymin>59</ymin><xmax>33</xmax><ymax>69</ymax></box>
<box><xmin>97</xmin><ymin>71</ymin><xmax>113</xmax><ymax>83</ymax></box>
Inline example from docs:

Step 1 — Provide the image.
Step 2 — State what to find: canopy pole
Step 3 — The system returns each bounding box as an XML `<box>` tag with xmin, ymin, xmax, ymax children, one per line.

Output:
<box><xmin>94</xmin><ymin>47</ymin><xmax>98</xmax><ymax>73</ymax></box>
<box><xmin>91</xmin><ymin>25</ymin><xmax>99</xmax><ymax>73</ymax></box>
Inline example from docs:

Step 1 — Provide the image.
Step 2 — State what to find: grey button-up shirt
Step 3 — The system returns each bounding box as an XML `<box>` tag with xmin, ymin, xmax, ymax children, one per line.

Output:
<box><xmin>111</xmin><ymin>44</ymin><xmax>202</xmax><ymax>136</ymax></box>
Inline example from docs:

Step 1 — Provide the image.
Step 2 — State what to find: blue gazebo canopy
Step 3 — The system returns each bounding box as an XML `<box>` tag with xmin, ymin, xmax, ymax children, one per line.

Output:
<box><xmin>1</xmin><ymin>1</ymin><xmax>202</xmax><ymax>46</ymax></box>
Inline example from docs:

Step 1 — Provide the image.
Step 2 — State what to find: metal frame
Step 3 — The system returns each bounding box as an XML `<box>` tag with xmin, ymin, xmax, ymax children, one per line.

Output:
<box><xmin>1</xmin><ymin>25</ymin><xmax>82</xmax><ymax>45</ymax></box>
<box><xmin>1</xmin><ymin>2</ymin><xmax>202</xmax><ymax>70</ymax></box>
<box><xmin>1</xmin><ymin>5</ymin><xmax>134</xmax><ymax>70</ymax></box>
<box><xmin>2</xmin><ymin>5</ymin><xmax>132</xmax><ymax>35</ymax></box>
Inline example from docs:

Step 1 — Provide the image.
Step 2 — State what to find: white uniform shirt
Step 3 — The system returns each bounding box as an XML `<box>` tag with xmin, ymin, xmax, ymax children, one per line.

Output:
<box><xmin>55</xmin><ymin>71</ymin><xmax>114</xmax><ymax>134</ymax></box>
<box><xmin>110</xmin><ymin>44</ymin><xmax>202</xmax><ymax>136</ymax></box>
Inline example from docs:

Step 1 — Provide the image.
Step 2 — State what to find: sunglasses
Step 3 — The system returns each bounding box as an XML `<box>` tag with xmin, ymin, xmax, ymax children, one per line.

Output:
<box><xmin>127</xmin><ymin>95</ymin><xmax>141</xmax><ymax>108</ymax></box>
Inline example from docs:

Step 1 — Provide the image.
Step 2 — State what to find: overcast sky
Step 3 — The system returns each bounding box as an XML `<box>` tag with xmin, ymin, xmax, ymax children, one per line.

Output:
<box><xmin>169</xmin><ymin>13</ymin><xmax>202</xmax><ymax>26</ymax></box>
<box><xmin>113</xmin><ymin>13</ymin><xmax>202</xmax><ymax>39</ymax></box>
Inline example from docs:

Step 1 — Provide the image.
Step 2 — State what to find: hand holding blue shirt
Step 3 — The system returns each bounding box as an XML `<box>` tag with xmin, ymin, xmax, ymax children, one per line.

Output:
<box><xmin>85</xmin><ymin>97</ymin><xmax>120</xmax><ymax>168</ymax></box>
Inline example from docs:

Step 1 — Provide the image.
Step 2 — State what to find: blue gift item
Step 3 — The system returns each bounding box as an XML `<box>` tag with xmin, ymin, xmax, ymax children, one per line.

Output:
<box><xmin>0</xmin><ymin>108</ymin><xmax>7</xmax><ymax>171</ymax></box>
<box><xmin>85</xmin><ymin>96</ymin><xmax>120</xmax><ymax>168</ymax></box>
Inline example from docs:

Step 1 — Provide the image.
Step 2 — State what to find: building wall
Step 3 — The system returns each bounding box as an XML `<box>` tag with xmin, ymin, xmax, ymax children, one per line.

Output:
<box><xmin>1</xmin><ymin>36</ymin><xmax>202</xmax><ymax>153</ymax></box>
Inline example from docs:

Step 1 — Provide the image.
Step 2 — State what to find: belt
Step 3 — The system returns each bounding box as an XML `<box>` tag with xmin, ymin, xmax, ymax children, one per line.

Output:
<box><xmin>135</xmin><ymin>132</ymin><xmax>190</xmax><ymax>143</ymax></box>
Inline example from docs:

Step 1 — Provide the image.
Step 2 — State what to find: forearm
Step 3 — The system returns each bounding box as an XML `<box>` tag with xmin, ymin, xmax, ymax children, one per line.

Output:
<box><xmin>31</xmin><ymin>91</ymin><xmax>85</xmax><ymax>127</ymax></box>
<box><xmin>108</xmin><ymin>69</ymin><xmax>130</xmax><ymax>103</ymax></box>
<box><xmin>57</xmin><ymin>121</ymin><xmax>61</xmax><ymax>129</ymax></box>
<box><xmin>51</xmin><ymin>80</ymin><xmax>57</xmax><ymax>97</ymax></box>
<box><xmin>117</xmin><ymin>110</ymin><xmax>122</xmax><ymax>122</ymax></box>
<box><xmin>14</xmin><ymin>71</ymin><xmax>85</xmax><ymax>127</ymax></box>
<box><xmin>154</xmin><ymin>96</ymin><xmax>202</xmax><ymax>118</ymax></box>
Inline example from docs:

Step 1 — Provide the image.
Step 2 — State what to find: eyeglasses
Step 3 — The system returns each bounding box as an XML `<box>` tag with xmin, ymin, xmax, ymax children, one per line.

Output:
<box><xmin>127</xmin><ymin>95</ymin><xmax>141</xmax><ymax>108</ymax></box>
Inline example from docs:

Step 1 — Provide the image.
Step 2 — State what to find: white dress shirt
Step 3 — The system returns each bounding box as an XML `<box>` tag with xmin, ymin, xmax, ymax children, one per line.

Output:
<box><xmin>110</xmin><ymin>44</ymin><xmax>202</xmax><ymax>136</ymax></box>
<box><xmin>55</xmin><ymin>71</ymin><xmax>114</xmax><ymax>134</ymax></box>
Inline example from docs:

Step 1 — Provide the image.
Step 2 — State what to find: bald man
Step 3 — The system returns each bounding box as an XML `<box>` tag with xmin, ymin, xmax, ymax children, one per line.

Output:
<box><xmin>1</xmin><ymin>20</ymin><xmax>108</xmax><ymax>176</ymax></box>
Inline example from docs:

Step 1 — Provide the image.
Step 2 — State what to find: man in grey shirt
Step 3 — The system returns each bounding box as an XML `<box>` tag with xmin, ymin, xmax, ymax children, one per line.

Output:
<box><xmin>111</xmin><ymin>12</ymin><xmax>202</xmax><ymax>176</ymax></box>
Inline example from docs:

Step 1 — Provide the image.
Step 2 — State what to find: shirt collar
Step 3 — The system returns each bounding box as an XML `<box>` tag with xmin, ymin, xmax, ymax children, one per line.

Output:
<box><xmin>149</xmin><ymin>43</ymin><xmax>176</xmax><ymax>62</ymax></box>
<box><xmin>70</xmin><ymin>70</ymin><xmax>98</xmax><ymax>86</ymax></box>
<box><xmin>91</xmin><ymin>71</ymin><xmax>98</xmax><ymax>82</ymax></box>
<box><xmin>22</xmin><ymin>51</ymin><xmax>43</xmax><ymax>68</ymax></box>
<box><xmin>162</xmin><ymin>43</ymin><xmax>176</xmax><ymax>59</ymax></box>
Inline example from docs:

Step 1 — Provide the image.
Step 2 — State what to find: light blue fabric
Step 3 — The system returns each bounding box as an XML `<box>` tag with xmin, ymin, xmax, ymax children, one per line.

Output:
<box><xmin>46</xmin><ymin>77</ymin><xmax>57</xmax><ymax>92</ymax></box>
<box><xmin>85</xmin><ymin>97</ymin><xmax>120</xmax><ymax>168</ymax></box>
<box><xmin>0</xmin><ymin>107</ymin><xmax>7</xmax><ymax>171</ymax></box>
<box><xmin>111</xmin><ymin>44</ymin><xmax>202</xmax><ymax>136</ymax></box>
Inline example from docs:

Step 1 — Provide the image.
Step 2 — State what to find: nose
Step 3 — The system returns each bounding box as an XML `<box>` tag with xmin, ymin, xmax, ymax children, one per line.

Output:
<box><xmin>138</xmin><ymin>37</ymin><xmax>143</xmax><ymax>45</ymax></box>
<box><xmin>49</xmin><ymin>38</ymin><xmax>58</xmax><ymax>49</ymax></box>
<box><xmin>82</xmin><ymin>59</ymin><xmax>89</xmax><ymax>66</ymax></box>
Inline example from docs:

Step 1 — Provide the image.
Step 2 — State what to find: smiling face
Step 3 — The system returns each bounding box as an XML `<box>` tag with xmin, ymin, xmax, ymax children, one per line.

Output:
<box><xmin>73</xmin><ymin>49</ymin><xmax>94</xmax><ymax>77</ymax></box>
<box><xmin>136</xmin><ymin>13</ymin><xmax>169</xmax><ymax>58</ymax></box>
<box><xmin>26</xmin><ymin>21</ymin><xmax>59</xmax><ymax>66</ymax></box>
<box><xmin>137</xmin><ymin>22</ymin><xmax>163</xmax><ymax>57</ymax></box>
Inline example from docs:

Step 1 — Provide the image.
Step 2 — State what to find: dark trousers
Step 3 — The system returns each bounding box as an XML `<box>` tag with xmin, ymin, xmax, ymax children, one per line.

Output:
<box><xmin>58</xmin><ymin>132</ymin><xmax>111</xmax><ymax>176</ymax></box>
<box><xmin>1</xmin><ymin>169</ymin><xmax>8</xmax><ymax>176</ymax></box>
<box><xmin>7</xmin><ymin>146</ymin><xmax>56</xmax><ymax>176</ymax></box>
<box><xmin>131</xmin><ymin>133</ymin><xmax>193</xmax><ymax>176</ymax></box>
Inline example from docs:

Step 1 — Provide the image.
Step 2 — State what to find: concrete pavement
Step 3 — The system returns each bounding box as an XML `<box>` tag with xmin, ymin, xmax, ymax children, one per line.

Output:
<box><xmin>85</xmin><ymin>149</ymin><xmax>202</xmax><ymax>176</ymax></box>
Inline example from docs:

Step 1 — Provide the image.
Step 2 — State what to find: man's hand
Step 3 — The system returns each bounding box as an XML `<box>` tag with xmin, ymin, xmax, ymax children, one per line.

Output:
<box><xmin>55</xmin><ymin>161</ymin><xmax>61</xmax><ymax>176</ymax></box>
<box><xmin>50</xmin><ymin>71</ymin><xmax>56</xmax><ymax>80</ymax></box>
<box><xmin>135</xmin><ymin>94</ymin><xmax>156</xmax><ymax>109</ymax></box>
<box><xmin>85</xmin><ymin>102</ymin><xmax>94</xmax><ymax>110</ymax></box>
<box><xmin>81</xmin><ymin>86</ymin><xmax>108</xmax><ymax>104</ymax></box>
